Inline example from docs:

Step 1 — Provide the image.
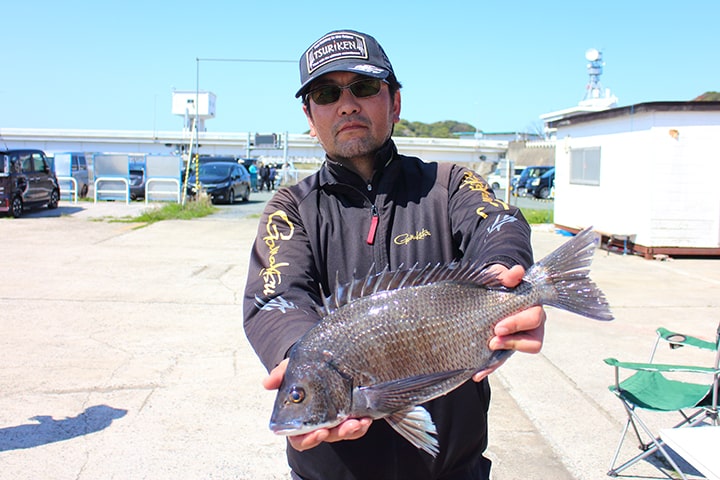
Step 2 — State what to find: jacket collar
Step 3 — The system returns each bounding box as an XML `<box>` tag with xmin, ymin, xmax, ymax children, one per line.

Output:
<box><xmin>319</xmin><ymin>139</ymin><xmax>396</xmax><ymax>189</ymax></box>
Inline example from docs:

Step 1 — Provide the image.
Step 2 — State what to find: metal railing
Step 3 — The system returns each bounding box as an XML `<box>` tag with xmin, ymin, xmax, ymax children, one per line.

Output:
<box><xmin>57</xmin><ymin>176</ymin><xmax>78</xmax><ymax>203</ymax></box>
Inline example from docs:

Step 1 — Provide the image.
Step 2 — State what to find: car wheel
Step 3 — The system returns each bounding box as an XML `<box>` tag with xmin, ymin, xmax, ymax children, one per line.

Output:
<box><xmin>242</xmin><ymin>185</ymin><xmax>250</xmax><ymax>202</ymax></box>
<box><xmin>538</xmin><ymin>187</ymin><xmax>550</xmax><ymax>199</ymax></box>
<box><xmin>80</xmin><ymin>184</ymin><xmax>89</xmax><ymax>198</ymax></box>
<box><xmin>11</xmin><ymin>196</ymin><xmax>23</xmax><ymax>218</ymax></box>
<box><xmin>228</xmin><ymin>189</ymin><xmax>235</xmax><ymax>204</ymax></box>
<box><xmin>47</xmin><ymin>190</ymin><xmax>59</xmax><ymax>209</ymax></box>
<box><xmin>491</xmin><ymin>182</ymin><xmax>500</xmax><ymax>190</ymax></box>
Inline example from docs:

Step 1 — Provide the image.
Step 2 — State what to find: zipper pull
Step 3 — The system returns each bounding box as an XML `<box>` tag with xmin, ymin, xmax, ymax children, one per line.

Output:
<box><xmin>366</xmin><ymin>205</ymin><xmax>379</xmax><ymax>245</ymax></box>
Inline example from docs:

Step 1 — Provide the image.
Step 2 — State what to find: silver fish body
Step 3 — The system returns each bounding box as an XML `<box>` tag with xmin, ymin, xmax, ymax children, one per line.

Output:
<box><xmin>269</xmin><ymin>227</ymin><xmax>613</xmax><ymax>455</ymax></box>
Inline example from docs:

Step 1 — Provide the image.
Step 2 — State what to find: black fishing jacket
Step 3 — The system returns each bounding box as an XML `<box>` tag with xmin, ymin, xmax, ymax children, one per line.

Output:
<box><xmin>243</xmin><ymin>140</ymin><xmax>533</xmax><ymax>480</ymax></box>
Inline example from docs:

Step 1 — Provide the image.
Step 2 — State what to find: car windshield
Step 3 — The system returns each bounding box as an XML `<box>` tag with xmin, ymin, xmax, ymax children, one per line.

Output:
<box><xmin>526</xmin><ymin>168</ymin><xmax>547</xmax><ymax>178</ymax></box>
<box><xmin>199</xmin><ymin>164</ymin><xmax>232</xmax><ymax>178</ymax></box>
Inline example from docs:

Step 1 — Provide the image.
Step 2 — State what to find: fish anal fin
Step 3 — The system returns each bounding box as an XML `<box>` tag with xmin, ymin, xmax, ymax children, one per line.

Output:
<box><xmin>385</xmin><ymin>406</ymin><xmax>439</xmax><ymax>457</ymax></box>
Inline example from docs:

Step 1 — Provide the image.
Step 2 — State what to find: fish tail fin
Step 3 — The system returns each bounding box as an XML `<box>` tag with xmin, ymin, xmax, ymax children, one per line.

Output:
<box><xmin>528</xmin><ymin>227</ymin><xmax>614</xmax><ymax>321</ymax></box>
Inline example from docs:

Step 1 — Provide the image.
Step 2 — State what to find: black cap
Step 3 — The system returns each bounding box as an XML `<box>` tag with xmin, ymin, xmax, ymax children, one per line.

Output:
<box><xmin>295</xmin><ymin>30</ymin><xmax>395</xmax><ymax>98</ymax></box>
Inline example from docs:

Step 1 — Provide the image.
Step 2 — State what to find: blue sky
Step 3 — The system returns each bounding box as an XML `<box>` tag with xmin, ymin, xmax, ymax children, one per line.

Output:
<box><xmin>3</xmin><ymin>1</ymin><xmax>718</xmax><ymax>135</ymax></box>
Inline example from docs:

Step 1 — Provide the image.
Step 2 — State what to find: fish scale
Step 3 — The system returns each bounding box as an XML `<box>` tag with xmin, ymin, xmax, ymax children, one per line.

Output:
<box><xmin>270</xmin><ymin>227</ymin><xmax>613</xmax><ymax>456</ymax></box>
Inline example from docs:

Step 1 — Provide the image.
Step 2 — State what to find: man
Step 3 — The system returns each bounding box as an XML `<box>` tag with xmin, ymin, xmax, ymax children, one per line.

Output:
<box><xmin>243</xmin><ymin>30</ymin><xmax>546</xmax><ymax>480</ymax></box>
<box><xmin>268</xmin><ymin>163</ymin><xmax>277</xmax><ymax>191</ymax></box>
<box><xmin>258</xmin><ymin>162</ymin><xmax>269</xmax><ymax>192</ymax></box>
<box><xmin>248</xmin><ymin>162</ymin><xmax>258</xmax><ymax>192</ymax></box>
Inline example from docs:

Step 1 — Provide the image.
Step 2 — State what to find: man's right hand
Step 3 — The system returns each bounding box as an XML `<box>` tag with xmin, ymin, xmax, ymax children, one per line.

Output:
<box><xmin>263</xmin><ymin>359</ymin><xmax>373</xmax><ymax>452</ymax></box>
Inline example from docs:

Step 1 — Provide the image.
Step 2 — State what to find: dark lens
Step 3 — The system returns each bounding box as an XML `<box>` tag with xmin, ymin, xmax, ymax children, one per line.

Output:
<box><xmin>349</xmin><ymin>79</ymin><xmax>382</xmax><ymax>98</ymax></box>
<box><xmin>310</xmin><ymin>86</ymin><xmax>341</xmax><ymax>105</ymax></box>
<box><xmin>308</xmin><ymin>79</ymin><xmax>383</xmax><ymax>105</ymax></box>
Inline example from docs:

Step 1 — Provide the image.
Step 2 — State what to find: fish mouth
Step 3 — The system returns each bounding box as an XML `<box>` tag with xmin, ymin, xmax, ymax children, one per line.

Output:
<box><xmin>269</xmin><ymin>425</ymin><xmax>302</xmax><ymax>436</ymax></box>
<box><xmin>269</xmin><ymin>419</ymin><xmax>343</xmax><ymax>436</ymax></box>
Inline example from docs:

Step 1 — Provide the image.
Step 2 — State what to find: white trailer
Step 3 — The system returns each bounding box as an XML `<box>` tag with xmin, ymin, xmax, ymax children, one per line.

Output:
<box><xmin>550</xmin><ymin>101</ymin><xmax>720</xmax><ymax>258</ymax></box>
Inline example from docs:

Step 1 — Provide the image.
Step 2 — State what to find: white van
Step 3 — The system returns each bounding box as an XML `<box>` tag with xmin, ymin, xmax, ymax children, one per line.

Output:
<box><xmin>486</xmin><ymin>166</ymin><xmax>524</xmax><ymax>191</ymax></box>
<box><xmin>52</xmin><ymin>152</ymin><xmax>90</xmax><ymax>198</ymax></box>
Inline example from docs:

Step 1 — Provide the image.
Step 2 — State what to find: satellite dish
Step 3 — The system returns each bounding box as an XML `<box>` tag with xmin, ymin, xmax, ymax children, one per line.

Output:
<box><xmin>585</xmin><ymin>48</ymin><xmax>600</xmax><ymax>61</ymax></box>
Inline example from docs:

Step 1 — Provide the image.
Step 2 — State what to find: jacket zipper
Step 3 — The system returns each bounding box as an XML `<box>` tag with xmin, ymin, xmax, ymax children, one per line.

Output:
<box><xmin>366</xmin><ymin>204</ymin><xmax>379</xmax><ymax>245</ymax></box>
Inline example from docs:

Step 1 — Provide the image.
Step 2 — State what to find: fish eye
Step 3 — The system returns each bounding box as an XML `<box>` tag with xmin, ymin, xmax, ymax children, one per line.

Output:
<box><xmin>288</xmin><ymin>386</ymin><xmax>305</xmax><ymax>404</ymax></box>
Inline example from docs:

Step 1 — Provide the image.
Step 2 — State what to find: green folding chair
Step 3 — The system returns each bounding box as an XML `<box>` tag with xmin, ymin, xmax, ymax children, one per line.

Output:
<box><xmin>605</xmin><ymin>323</ymin><xmax>720</xmax><ymax>479</ymax></box>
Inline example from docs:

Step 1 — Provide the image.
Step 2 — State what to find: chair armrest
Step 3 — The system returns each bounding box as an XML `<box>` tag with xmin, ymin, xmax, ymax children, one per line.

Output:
<box><xmin>656</xmin><ymin>327</ymin><xmax>717</xmax><ymax>351</ymax></box>
<box><xmin>604</xmin><ymin>357</ymin><xmax>720</xmax><ymax>375</ymax></box>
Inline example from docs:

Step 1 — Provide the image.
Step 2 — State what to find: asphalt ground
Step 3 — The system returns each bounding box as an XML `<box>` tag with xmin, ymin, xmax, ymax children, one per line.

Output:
<box><xmin>1</xmin><ymin>199</ymin><xmax>718</xmax><ymax>479</ymax></box>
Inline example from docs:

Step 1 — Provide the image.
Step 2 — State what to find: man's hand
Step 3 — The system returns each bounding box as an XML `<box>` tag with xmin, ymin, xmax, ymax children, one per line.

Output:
<box><xmin>472</xmin><ymin>264</ymin><xmax>547</xmax><ymax>382</ymax></box>
<box><xmin>263</xmin><ymin>359</ymin><xmax>372</xmax><ymax>452</ymax></box>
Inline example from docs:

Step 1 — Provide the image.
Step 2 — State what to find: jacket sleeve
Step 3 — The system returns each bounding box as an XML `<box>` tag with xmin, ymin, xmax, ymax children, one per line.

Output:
<box><xmin>243</xmin><ymin>188</ymin><xmax>323</xmax><ymax>371</ymax></box>
<box><xmin>447</xmin><ymin>165</ymin><xmax>534</xmax><ymax>269</ymax></box>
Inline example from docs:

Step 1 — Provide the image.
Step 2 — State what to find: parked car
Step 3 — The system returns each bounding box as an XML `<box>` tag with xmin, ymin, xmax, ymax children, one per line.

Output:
<box><xmin>511</xmin><ymin>166</ymin><xmax>553</xmax><ymax>197</ymax></box>
<box><xmin>50</xmin><ymin>152</ymin><xmax>90</xmax><ymax>198</ymax></box>
<box><xmin>527</xmin><ymin>167</ymin><xmax>555</xmax><ymax>199</ymax></box>
<box><xmin>186</xmin><ymin>161</ymin><xmax>251</xmax><ymax>204</ymax></box>
<box><xmin>486</xmin><ymin>166</ymin><xmax>524</xmax><ymax>190</ymax></box>
<box><xmin>197</xmin><ymin>155</ymin><xmax>240</xmax><ymax>164</ymax></box>
<box><xmin>0</xmin><ymin>149</ymin><xmax>60</xmax><ymax>218</ymax></box>
<box><xmin>129</xmin><ymin>162</ymin><xmax>146</xmax><ymax>200</ymax></box>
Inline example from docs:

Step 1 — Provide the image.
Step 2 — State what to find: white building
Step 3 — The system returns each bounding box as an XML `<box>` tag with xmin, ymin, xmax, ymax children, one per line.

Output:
<box><xmin>549</xmin><ymin>101</ymin><xmax>720</xmax><ymax>258</ymax></box>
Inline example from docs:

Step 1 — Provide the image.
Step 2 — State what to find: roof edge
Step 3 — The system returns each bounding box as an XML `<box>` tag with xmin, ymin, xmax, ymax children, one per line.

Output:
<box><xmin>548</xmin><ymin>101</ymin><xmax>720</xmax><ymax>128</ymax></box>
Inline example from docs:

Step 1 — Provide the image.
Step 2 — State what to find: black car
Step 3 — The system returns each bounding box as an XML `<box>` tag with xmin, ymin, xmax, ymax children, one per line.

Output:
<box><xmin>0</xmin><ymin>149</ymin><xmax>60</xmax><ymax>218</ymax></box>
<box><xmin>129</xmin><ymin>162</ymin><xmax>146</xmax><ymax>200</ymax></box>
<box><xmin>186</xmin><ymin>161</ymin><xmax>251</xmax><ymax>204</ymax></box>
<box><xmin>511</xmin><ymin>166</ymin><xmax>553</xmax><ymax>197</ymax></box>
<box><xmin>526</xmin><ymin>167</ymin><xmax>555</xmax><ymax>199</ymax></box>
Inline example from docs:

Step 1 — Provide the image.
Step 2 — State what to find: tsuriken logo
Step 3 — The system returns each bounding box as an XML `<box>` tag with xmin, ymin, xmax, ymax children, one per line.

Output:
<box><xmin>306</xmin><ymin>32</ymin><xmax>368</xmax><ymax>74</ymax></box>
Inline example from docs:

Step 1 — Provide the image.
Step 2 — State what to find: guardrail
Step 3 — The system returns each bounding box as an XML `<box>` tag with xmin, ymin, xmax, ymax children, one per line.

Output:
<box><xmin>94</xmin><ymin>177</ymin><xmax>129</xmax><ymax>204</ymax></box>
<box><xmin>145</xmin><ymin>178</ymin><xmax>181</xmax><ymax>204</ymax></box>
<box><xmin>57</xmin><ymin>176</ymin><xmax>78</xmax><ymax>203</ymax></box>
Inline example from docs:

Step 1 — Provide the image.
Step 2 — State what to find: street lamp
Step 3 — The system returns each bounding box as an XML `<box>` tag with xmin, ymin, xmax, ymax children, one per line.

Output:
<box><xmin>182</xmin><ymin>56</ymin><xmax>295</xmax><ymax>205</ymax></box>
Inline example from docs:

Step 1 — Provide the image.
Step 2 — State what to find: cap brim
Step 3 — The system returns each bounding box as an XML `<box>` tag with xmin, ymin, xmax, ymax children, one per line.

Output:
<box><xmin>295</xmin><ymin>63</ymin><xmax>390</xmax><ymax>98</ymax></box>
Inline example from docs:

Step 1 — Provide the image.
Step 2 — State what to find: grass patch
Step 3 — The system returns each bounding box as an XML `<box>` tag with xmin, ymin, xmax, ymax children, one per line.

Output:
<box><xmin>521</xmin><ymin>208</ymin><xmax>554</xmax><ymax>225</ymax></box>
<box><xmin>116</xmin><ymin>195</ymin><xmax>218</xmax><ymax>224</ymax></box>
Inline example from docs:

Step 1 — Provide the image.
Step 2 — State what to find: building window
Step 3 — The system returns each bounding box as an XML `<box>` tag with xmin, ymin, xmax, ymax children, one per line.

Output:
<box><xmin>570</xmin><ymin>147</ymin><xmax>601</xmax><ymax>185</ymax></box>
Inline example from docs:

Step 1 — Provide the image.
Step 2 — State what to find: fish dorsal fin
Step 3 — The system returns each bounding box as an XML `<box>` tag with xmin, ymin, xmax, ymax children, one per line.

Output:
<box><xmin>319</xmin><ymin>262</ymin><xmax>500</xmax><ymax>316</ymax></box>
<box><xmin>385</xmin><ymin>406</ymin><xmax>439</xmax><ymax>457</ymax></box>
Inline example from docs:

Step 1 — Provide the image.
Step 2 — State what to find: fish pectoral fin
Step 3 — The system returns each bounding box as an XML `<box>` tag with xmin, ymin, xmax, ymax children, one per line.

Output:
<box><xmin>356</xmin><ymin>369</ymin><xmax>470</xmax><ymax>412</ymax></box>
<box><xmin>385</xmin><ymin>406</ymin><xmax>439</xmax><ymax>457</ymax></box>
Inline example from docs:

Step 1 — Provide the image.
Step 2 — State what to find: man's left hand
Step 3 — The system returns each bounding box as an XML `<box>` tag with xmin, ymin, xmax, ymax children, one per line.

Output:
<box><xmin>472</xmin><ymin>264</ymin><xmax>546</xmax><ymax>382</ymax></box>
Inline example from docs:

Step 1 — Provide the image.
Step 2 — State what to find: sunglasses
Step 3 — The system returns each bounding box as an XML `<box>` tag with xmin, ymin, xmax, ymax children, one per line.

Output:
<box><xmin>306</xmin><ymin>78</ymin><xmax>386</xmax><ymax>105</ymax></box>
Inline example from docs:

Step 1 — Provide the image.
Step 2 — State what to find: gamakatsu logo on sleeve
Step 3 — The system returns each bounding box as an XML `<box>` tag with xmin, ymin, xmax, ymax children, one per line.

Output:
<box><xmin>261</xmin><ymin>210</ymin><xmax>295</xmax><ymax>296</ymax></box>
<box><xmin>306</xmin><ymin>31</ymin><xmax>368</xmax><ymax>74</ymax></box>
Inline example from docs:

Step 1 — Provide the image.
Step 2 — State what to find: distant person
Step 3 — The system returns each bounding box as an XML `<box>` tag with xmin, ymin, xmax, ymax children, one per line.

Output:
<box><xmin>258</xmin><ymin>163</ymin><xmax>269</xmax><ymax>192</ymax></box>
<box><xmin>268</xmin><ymin>164</ymin><xmax>277</xmax><ymax>191</ymax></box>
<box><xmin>243</xmin><ymin>29</ymin><xmax>545</xmax><ymax>480</ymax></box>
<box><xmin>248</xmin><ymin>162</ymin><xmax>258</xmax><ymax>192</ymax></box>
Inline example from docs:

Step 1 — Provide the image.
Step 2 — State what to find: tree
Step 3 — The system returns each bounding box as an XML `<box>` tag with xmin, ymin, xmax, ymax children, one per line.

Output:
<box><xmin>394</xmin><ymin>120</ymin><xmax>477</xmax><ymax>138</ymax></box>
<box><xmin>692</xmin><ymin>91</ymin><xmax>720</xmax><ymax>101</ymax></box>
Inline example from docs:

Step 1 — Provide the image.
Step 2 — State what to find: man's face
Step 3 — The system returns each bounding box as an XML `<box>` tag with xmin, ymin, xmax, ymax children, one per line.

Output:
<box><xmin>303</xmin><ymin>71</ymin><xmax>401</xmax><ymax>163</ymax></box>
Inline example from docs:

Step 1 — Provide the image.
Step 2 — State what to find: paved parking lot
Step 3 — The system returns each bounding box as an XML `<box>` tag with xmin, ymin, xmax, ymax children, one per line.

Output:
<box><xmin>0</xmin><ymin>200</ymin><xmax>718</xmax><ymax>479</ymax></box>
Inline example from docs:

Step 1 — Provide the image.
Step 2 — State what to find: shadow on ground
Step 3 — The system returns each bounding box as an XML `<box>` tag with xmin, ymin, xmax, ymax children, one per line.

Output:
<box><xmin>0</xmin><ymin>405</ymin><xmax>127</xmax><ymax>451</ymax></box>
